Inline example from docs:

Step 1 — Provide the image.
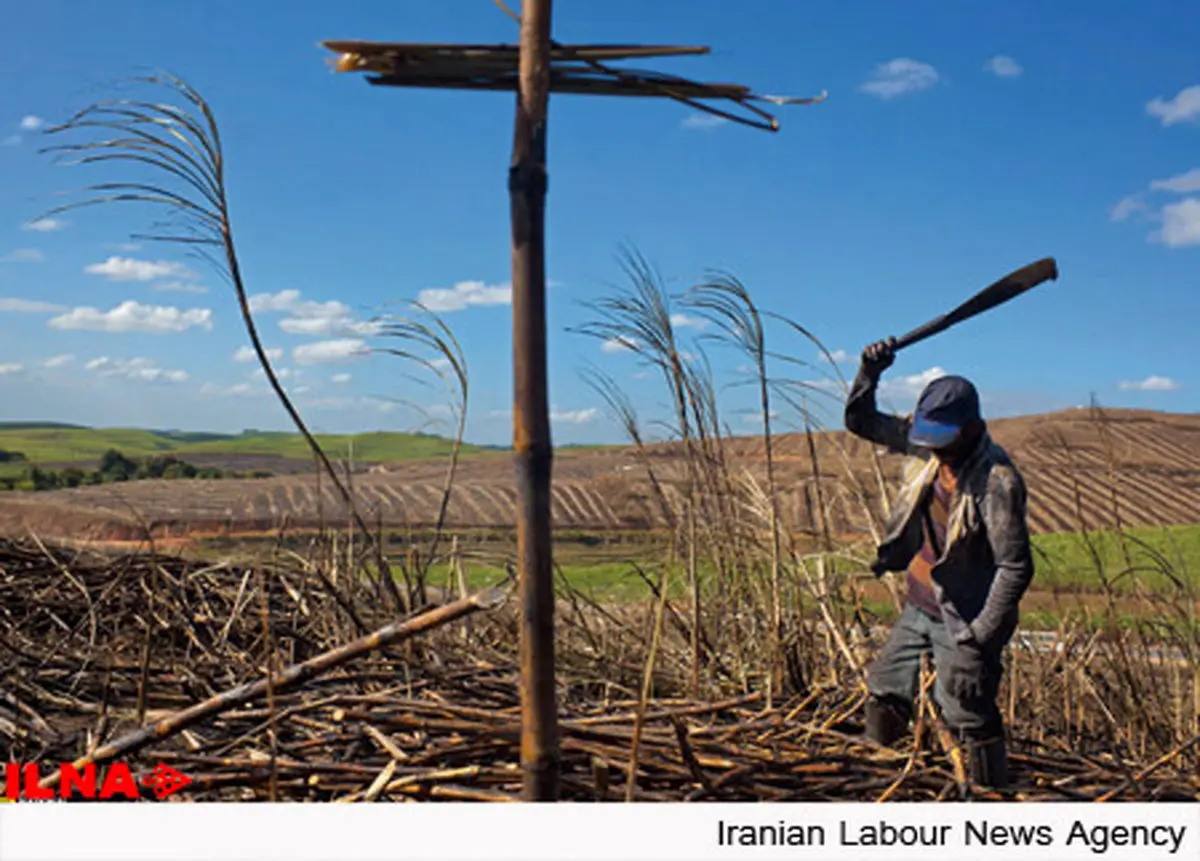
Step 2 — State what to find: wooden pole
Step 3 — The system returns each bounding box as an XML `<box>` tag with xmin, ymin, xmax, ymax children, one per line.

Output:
<box><xmin>509</xmin><ymin>0</ymin><xmax>559</xmax><ymax>801</ymax></box>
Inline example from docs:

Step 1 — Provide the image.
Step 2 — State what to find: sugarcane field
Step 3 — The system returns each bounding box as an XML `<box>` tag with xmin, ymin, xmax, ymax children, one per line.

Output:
<box><xmin>2</xmin><ymin>0</ymin><xmax>1199</xmax><ymax>827</ymax></box>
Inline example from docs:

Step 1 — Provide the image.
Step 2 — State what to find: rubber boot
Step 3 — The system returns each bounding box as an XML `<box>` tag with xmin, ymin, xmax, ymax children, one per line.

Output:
<box><xmin>960</xmin><ymin>727</ymin><xmax>1008</xmax><ymax>789</ymax></box>
<box><xmin>864</xmin><ymin>694</ymin><xmax>910</xmax><ymax>746</ymax></box>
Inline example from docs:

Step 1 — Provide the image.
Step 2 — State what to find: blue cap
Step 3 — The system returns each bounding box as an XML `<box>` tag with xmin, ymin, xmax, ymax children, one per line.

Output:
<box><xmin>908</xmin><ymin>375</ymin><xmax>981</xmax><ymax>449</ymax></box>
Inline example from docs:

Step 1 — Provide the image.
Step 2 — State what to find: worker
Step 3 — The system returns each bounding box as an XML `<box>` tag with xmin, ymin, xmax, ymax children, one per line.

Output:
<box><xmin>844</xmin><ymin>337</ymin><xmax>1034</xmax><ymax>789</ymax></box>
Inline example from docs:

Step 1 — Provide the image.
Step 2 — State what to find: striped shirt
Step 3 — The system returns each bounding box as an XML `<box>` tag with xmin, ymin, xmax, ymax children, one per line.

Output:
<box><xmin>906</xmin><ymin>463</ymin><xmax>956</xmax><ymax>618</ymax></box>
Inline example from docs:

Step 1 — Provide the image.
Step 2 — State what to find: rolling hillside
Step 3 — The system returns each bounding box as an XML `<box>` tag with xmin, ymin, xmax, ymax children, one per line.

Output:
<box><xmin>0</xmin><ymin>422</ymin><xmax>491</xmax><ymax>469</ymax></box>
<box><xmin>0</xmin><ymin>408</ymin><xmax>1196</xmax><ymax>543</ymax></box>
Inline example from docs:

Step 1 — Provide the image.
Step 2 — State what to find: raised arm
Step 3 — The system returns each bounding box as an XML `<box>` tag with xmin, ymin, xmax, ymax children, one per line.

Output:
<box><xmin>843</xmin><ymin>338</ymin><xmax>915</xmax><ymax>455</ymax></box>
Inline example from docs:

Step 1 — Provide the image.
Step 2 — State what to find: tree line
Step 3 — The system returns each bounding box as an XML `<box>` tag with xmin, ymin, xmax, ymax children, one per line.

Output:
<box><xmin>0</xmin><ymin>448</ymin><xmax>272</xmax><ymax>491</ymax></box>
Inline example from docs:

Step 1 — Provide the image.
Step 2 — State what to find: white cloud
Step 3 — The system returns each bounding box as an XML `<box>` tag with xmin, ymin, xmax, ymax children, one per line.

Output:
<box><xmin>250</xmin><ymin>366</ymin><xmax>297</xmax><ymax>381</ymax></box>
<box><xmin>200</xmin><ymin>381</ymin><xmax>261</xmax><ymax>397</ymax></box>
<box><xmin>1115</xmin><ymin>171</ymin><xmax>1200</xmax><ymax>242</ymax></box>
<box><xmin>601</xmin><ymin>336</ymin><xmax>638</xmax><ymax>354</ymax></box>
<box><xmin>292</xmin><ymin>338</ymin><xmax>368</xmax><ymax>365</ymax></box>
<box><xmin>85</xmin><ymin>356</ymin><xmax>189</xmax><ymax>384</ymax></box>
<box><xmin>1157</xmin><ymin>198</ymin><xmax>1200</xmax><ymax>247</ymax></box>
<box><xmin>19</xmin><ymin>116</ymin><xmax>44</xmax><ymax>131</ymax></box>
<box><xmin>1150</xmin><ymin>168</ymin><xmax>1200</xmax><ymax>194</ymax></box>
<box><xmin>299</xmin><ymin>395</ymin><xmax>395</xmax><ymax>413</ymax></box>
<box><xmin>84</xmin><ymin>256</ymin><xmax>195</xmax><ymax>282</ymax></box>
<box><xmin>232</xmin><ymin>345</ymin><xmax>283</xmax><ymax>363</ymax></box>
<box><xmin>2</xmin><ymin>248</ymin><xmax>44</xmax><ymax>263</ymax></box>
<box><xmin>48</xmin><ymin>300</ymin><xmax>213</xmax><ymax>334</ymax></box>
<box><xmin>983</xmin><ymin>56</ymin><xmax>1023</xmax><ymax>78</ymax></box>
<box><xmin>331</xmin><ymin>373</ymin><xmax>352</xmax><ymax>384</ymax></box>
<box><xmin>249</xmin><ymin>289</ymin><xmax>344</xmax><ymax>318</ymax></box>
<box><xmin>43</xmin><ymin>354</ymin><xmax>74</xmax><ymax>368</ymax></box>
<box><xmin>859</xmin><ymin>58</ymin><xmax>939</xmax><ymax>100</ymax></box>
<box><xmin>362</xmin><ymin>397</ymin><xmax>396</xmax><ymax>413</ymax></box>
<box><xmin>0</xmin><ymin>363</ymin><xmax>24</xmax><ymax>375</ymax></box>
<box><xmin>416</xmin><ymin>280</ymin><xmax>511</xmax><ymax>312</ymax></box>
<box><xmin>1146</xmin><ymin>85</ymin><xmax>1200</xmax><ymax>127</ymax></box>
<box><xmin>742</xmin><ymin>409</ymin><xmax>780</xmax><ymax>424</ymax></box>
<box><xmin>669</xmin><ymin>313</ymin><xmax>707</xmax><ymax>329</ymax></box>
<box><xmin>0</xmin><ymin>297</ymin><xmax>67</xmax><ymax>313</ymax></box>
<box><xmin>278</xmin><ymin>316</ymin><xmax>382</xmax><ymax>337</ymax></box>
<box><xmin>248</xmin><ymin>289</ymin><xmax>381</xmax><ymax>336</ymax></box>
<box><xmin>1118</xmin><ymin>375</ymin><xmax>1180</xmax><ymax>392</ymax></box>
<box><xmin>1110</xmin><ymin>195</ymin><xmax>1148</xmax><ymax>223</ymax></box>
<box><xmin>682</xmin><ymin>113</ymin><xmax>728</xmax><ymax>131</ymax></box>
<box><xmin>551</xmin><ymin>407</ymin><xmax>598</xmax><ymax>424</ymax></box>
<box><xmin>248</xmin><ymin>289</ymin><xmax>302</xmax><ymax>313</ymax></box>
<box><xmin>23</xmin><ymin>218</ymin><xmax>66</xmax><ymax>233</ymax></box>
<box><xmin>151</xmin><ymin>280</ymin><xmax>210</xmax><ymax>294</ymax></box>
<box><xmin>827</xmin><ymin>349</ymin><xmax>850</xmax><ymax>364</ymax></box>
<box><xmin>879</xmin><ymin>366</ymin><xmax>947</xmax><ymax>402</ymax></box>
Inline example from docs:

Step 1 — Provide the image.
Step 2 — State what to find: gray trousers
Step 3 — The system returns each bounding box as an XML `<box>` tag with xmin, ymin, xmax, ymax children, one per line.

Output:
<box><xmin>866</xmin><ymin>602</ymin><xmax>1004</xmax><ymax>733</ymax></box>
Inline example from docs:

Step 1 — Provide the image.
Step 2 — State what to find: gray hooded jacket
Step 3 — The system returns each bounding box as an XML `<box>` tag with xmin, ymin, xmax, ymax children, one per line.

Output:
<box><xmin>845</xmin><ymin>368</ymin><xmax>1035</xmax><ymax>653</ymax></box>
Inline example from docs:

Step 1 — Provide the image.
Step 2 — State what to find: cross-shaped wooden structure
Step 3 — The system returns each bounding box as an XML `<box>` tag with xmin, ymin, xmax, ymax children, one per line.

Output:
<box><xmin>322</xmin><ymin>0</ymin><xmax>823</xmax><ymax>801</ymax></box>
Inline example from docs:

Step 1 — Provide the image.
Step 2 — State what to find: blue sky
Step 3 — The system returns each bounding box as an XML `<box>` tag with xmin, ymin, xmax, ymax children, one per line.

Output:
<box><xmin>0</xmin><ymin>0</ymin><xmax>1196</xmax><ymax>447</ymax></box>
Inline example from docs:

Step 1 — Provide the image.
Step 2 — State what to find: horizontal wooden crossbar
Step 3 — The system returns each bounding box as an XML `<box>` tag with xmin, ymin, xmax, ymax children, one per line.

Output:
<box><xmin>321</xmin><ymin>39</ymin><xmax>826</xmax><ymax>131</ymax></box>
<box><xmin>364</xmin><ymin>71</ymin><xmax>753</xmax><ymax>101</ymax></box>
<box><xmin>322</xmin><ymin>40</ymin><xmax>711</xmax><ymax>68</ymax></box>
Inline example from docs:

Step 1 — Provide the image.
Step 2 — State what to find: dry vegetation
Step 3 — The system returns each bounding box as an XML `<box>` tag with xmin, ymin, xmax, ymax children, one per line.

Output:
<box><xmin>2</xmin><ymin>532</ymin><xmax>1196</xmax><ymax>802</ymax></box>
<box><xmin>2</xmin><ymin>75</ymin><xmax>1196</xmax><ymax>804</ymax></box>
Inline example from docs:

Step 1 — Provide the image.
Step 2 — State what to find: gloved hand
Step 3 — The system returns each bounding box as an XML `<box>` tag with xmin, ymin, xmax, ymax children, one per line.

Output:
<box><xmin>945</xmin><ymin>639</ymin><xmax>987</xmax><ymax>701</ymax></box>
<box><xmin>860</xmin><ymin>337</ymin><xmax>897</xmax><ymax>379</ymax></box>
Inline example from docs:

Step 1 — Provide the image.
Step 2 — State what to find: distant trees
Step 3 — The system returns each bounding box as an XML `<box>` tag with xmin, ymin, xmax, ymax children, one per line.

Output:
<box><xmin>98</xmin><ymin>449</ymin><xmax>139</xmax><ymax>482</ymax></box>
<box><xmin>60</xmin><ymin>467</ymin><xmax>88</xmax><ymax>488</ymax></box>
<box><xmin>0</xmin><ymin>448</ymin><xmax>272</xmax><ymax>492</ymax></box>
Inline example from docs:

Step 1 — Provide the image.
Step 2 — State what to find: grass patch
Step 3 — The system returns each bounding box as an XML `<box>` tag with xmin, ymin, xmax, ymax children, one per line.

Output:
<box><xmin>186</xmin><ymin>523</ymin><xmax>1200</xmax><ymax>623</ymax></box>
<box><xmin>442</xmin><ymin>561</ymin><xmax>687</xmax><ymax>603</ymax></box>
<box><xmin>0</xmin><ymin>425</ymin><xmax>490</xmax><ymax>465</ymax></box>
<box><xmin>177</xmin><ymin>430</ymin><xmax>488</xmax><ymax>462</ymax></box>
<box><xmin>1031</xmin><ymin>524</ymin><xmax>1200</xmax><ymax>592</ymax></box>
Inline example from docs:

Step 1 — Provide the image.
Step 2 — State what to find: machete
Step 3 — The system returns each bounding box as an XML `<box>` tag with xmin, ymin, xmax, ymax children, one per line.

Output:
<box><xmin>891</xmin><ymin>257</ymin><xmax>1059</xmax><ymax>351</ymax></box>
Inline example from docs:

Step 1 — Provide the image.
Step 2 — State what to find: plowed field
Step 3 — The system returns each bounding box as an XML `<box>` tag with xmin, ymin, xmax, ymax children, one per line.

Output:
<box><xmin>1</xmin><ymin>408</ymin><xmax>1197</xmax><ymax>542</ymax></box>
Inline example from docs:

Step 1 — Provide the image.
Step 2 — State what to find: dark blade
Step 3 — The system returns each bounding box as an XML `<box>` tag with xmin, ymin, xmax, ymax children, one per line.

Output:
<box><xmin>893</xmin><ymin>257</ymin><xmax>1058</xmax><ymax>351</ymax></box>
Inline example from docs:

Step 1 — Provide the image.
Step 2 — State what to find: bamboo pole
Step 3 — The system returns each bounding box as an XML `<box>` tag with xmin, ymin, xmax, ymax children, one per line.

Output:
<box><xmin>510</xmin><ymin>0</ymin><xmax>560</xmax><ymax>802</ymax></box>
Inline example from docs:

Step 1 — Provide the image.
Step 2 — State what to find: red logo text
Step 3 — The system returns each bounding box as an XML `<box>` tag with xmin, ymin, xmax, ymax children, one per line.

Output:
<box><xmin>3</xmin><ymin>762</ymin><xmax>192</xmax><ymax>801</ymax></box>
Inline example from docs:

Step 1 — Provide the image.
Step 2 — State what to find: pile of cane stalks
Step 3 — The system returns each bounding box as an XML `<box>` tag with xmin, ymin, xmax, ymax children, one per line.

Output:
<box><xmin>1</xmin><ymin>537</ymin><xmax>1196</xmax><ymax>803</ymax></box>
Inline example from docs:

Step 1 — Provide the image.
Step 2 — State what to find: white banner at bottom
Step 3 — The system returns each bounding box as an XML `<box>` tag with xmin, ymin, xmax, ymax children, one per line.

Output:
<box><xmin>0</xmin><ymin>802</ymin><xmax>1196</xmax><ymax>860</ymax></box>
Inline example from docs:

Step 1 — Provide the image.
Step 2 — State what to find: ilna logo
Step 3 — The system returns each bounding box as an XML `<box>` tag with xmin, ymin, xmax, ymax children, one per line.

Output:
<box><xmin>3</xmin><ymin>762</ymin><xmax>192</xmax><ymax>801</ymax></box>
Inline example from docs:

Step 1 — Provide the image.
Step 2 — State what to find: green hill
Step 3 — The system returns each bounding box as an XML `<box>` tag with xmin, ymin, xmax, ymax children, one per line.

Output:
<box><xmin>0</xmin><ymin>424</ymin><xmax>489</xmax><ymax>466</ymax></box>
